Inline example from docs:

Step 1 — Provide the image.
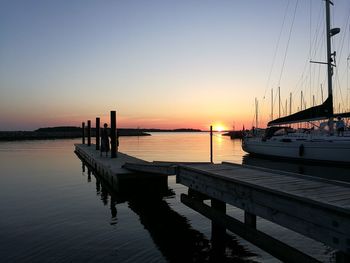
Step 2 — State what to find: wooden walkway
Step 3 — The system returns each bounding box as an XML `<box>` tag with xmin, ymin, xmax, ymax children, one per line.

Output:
<box><xmin>126</xmin><ymin>161</ymin><xmax>350</xmax><ymax>259</ymax></box>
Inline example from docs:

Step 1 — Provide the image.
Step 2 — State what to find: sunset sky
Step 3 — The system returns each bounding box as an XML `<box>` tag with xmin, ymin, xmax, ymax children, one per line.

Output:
<box><xmin>1</xmin><ymin>0</ymin><xmax>350</xmax><ymax>131</ymax></box>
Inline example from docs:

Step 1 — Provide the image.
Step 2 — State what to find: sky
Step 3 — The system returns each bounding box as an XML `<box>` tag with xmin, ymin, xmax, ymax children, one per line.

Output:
<box><xmin>1</xmin><ymin>0</ymin><xmax>350</xmax><ymax>131</ymax></box>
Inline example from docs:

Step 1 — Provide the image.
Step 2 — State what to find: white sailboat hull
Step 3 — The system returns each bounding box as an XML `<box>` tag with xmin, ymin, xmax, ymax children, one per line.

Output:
<box><xmin>242</xmin><ymin>137</ymin><xmax>350</xmax><ymax>163</ymax></box>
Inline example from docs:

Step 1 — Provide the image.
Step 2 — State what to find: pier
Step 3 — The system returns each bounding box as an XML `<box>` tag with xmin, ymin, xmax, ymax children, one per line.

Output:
<box><xmin>75</xmin><ymin>113</ymin><xmax>350</xmax><ymax>262</ymax></box>
<box><xmin>75</xmin><ymin>142</ymin><xmax>350</xmax><ymax>262</ymax></box>
<box><xmin>125</xmin><ymin>161</ymin><xmax>350</xmax><ymax>262</ymax></box>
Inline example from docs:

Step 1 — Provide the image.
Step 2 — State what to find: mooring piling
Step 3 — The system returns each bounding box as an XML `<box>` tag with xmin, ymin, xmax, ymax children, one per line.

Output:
<box><xmin>82</xmin><ymin>122</ymin><xmax>85</xmax><ymax>144</ymax></box>
<box><xmin>110</xmin><ymin>110</ymin><xmax>117</xmax><ymax>158</ymax></box>
<box><xmin>87</xmin><ymin>120</ymin><xmax>91</xmax><ymax>146</ymax></box>
<box><xmin>96</xmin><ymin>117</ymin><xmax>100</xmax><ymax>151</ymax></box>
<box><xmin>244</xmin><ymin>211</ymin><xmax>257</xmax><ymax>229</ymax></box>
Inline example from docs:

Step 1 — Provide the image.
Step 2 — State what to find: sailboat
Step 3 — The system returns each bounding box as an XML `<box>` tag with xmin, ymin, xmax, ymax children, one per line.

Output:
<box><xmin>242</xmin><ymin>0</ymin><xmax>350</xmax><ymax>164</ymax></box>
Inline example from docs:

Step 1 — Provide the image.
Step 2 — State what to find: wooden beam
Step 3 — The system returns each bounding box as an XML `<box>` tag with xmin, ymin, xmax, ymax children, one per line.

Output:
<box><xmin>123</xmin><ymin>163</ymin><xmax>176</xmax><ymax>175</ymax></box>
<box><xmin>181</xmin><ymin>194</ymin><xmax>321</xmax><ymax>263</ymax></box>
<box><xmin>177</xmin><ymin>166</ymin><xmax>350</xmax><ymax>253</ymax></box>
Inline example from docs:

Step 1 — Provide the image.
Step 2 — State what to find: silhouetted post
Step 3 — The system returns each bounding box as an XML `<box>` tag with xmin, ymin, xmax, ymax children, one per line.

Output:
<box><xmin>96</xmin><ymin>117</ymin><xmax>100</xmax><ymax>151</ymax></box>
<box><xmin>244</xmin><ymin>211</ymin><xmax>257</xmax><ymax>229</ymax></box>
<box><xmin>82</xmin><ymin>122</ymin><xmax>85</xmax><ymax>144</ymax></box>
<box><xmin>87</xmin><ymin>120</ymin><xmax>91</xmax><ymax>146</ymax></box>
<box><xmin>210</xmin><ymin>125</ymin><xmax>213</xmax><ymax>163</ymax></box>
<box><xmin>211</xmin><ymin>198</ymin><xmax>226</xmax><ymax>260</ymax></box>
<box><xmin>110</xmin><ymin>111</ymin><xmax>117</xmax><ymax>158</ymax></box>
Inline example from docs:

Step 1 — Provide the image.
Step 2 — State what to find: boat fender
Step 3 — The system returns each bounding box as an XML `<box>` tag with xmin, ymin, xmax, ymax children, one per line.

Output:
<box><xmin>299</xmin><ymin>144</ymin><xmax>304</xmax><ymax>157</ymax></box>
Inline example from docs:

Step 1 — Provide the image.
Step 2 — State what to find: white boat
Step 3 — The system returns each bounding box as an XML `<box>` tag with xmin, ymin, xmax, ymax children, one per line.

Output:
<box><xmin>242</xmin><ymin>0</ymin><xmax>350</xmax><ymax>164</ymax></box>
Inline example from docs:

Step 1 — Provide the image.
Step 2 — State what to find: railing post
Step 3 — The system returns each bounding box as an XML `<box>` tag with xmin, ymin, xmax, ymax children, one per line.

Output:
<box><xmin>211</xmin><ymin>198</ymin><xmax>226</xmax><ymax>260</ymax></box>
<box><xmin>87</xmin><ymin>120</ymin><xmax>91</xmax><ymax>146</ymax></box>
<box><xmin>96</xmin><ymin>117</ymin><xmax>100</xmax><ymax>151</ymax></box>
<box><xmin>82</xmin><ymin>122</ymin><xmax>85</xmax><ymax>144</ymax></box>
<box><xmin>110</xmin><ymin>111</ymin><xmax>117</xmax><ymax>158</ymax></box>
<box><xmin>244</xmin><ymin>211</ymin><xmax>257</xmax><ymax>229</ymax></box>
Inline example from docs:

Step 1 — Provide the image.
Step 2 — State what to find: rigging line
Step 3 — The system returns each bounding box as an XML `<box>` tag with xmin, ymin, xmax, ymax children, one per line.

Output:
<box><xmin>333</xmin><ymin>6</ymin><xmax>350</xmax><ymax>110</ymax></box>
<box><xmin>335</xmin><ymin>67</ymin><xmax>346</xmax><ymax>111</ymax></box>
<box><xmin>311</xmin><ymin>2</ymin><xmax>325</xmax><ymax>59</ymax></box>
<box><xmin>300</xmin><ymin>1</ymin><xmax>323</xmax><ymax>101</ymax></box>
<box><xmin>307</xmin><ymin>1</ymin><xmax>324</xmax><ymax>103</ymax></box>
<box><xmin>333</xmin><ymin>4</ymin><xmax>350</xmax><ymax>69</ymax></box>
<box><xmin>278</xmin><ymin>0</ymin><xmax>299</xmax><ymax>86</ymax></box>
<box><xmin>262</xmin><ymin>0</ymin><xmax>291</xmax><ymax>99</ymax></box>
<box><xmin>287</xmin><ymin>2</ymin><xmax>324</xmax><ymax>107</ymax></box>
<box><xmin>337</xmin><ymin>5</ymin><xmax>350</xmax><ymax>82</ymax></box>
<box><xmin>335</xmin><ymin>84</ymin><xmax>344</xmax><ymax>113</ymax></box>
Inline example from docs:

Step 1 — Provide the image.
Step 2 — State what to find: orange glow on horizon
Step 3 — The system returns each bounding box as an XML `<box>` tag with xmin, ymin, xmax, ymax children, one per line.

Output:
<box><xmin>212</xmin><ymin>123</ymin><xmax>228</xmax><ymax>132</ymax></box>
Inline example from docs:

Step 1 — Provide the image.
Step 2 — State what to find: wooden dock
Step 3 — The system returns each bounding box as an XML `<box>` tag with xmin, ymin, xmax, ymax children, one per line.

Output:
<box><xmin>75</xmin><ymin>143</ymin><xmax>350</xmax><ymax>262</ymax></box>
<box><xmin>75</xmin><ymin>144</ymin><xmax>166</xmax><ymax>192</ymax></box>
<box><xmin>125</xmin><ymin>161</ymin><xmax>350</xmax><ymax>262</ymax></box>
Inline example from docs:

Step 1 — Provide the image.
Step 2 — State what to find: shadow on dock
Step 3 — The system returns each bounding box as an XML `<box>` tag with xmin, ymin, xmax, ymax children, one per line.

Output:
<box><xmin>78</xmin><ymin>157</ymin><xmax>258</xmax><ymax>262</ymax></box>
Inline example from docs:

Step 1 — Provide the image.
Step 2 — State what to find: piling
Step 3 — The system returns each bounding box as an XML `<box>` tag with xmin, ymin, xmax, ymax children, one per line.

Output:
<box><xmin>110</xmin><ymin>111</ymin><xmax>117</xmax><ymax>158</ymax></box>
<box><xmin>96</xmin><ymin>117</ymin><xmax>100</xmax><ymax>151</ymax></box>
<box><xmin>244</xmin><ymin>211</ymin><xmax>257</xmax><ymax>228</ymax></box>
<box><xmin>211</xmin><ymin>198</ymin><xmax>226</xmax><ymax>259</ymax></box>
<box><xmin>82</xmin><ymin>122</ymin><xmax>85</xmax><ymax>144</ymax></box>
<box><xmin>87</xmin><ymin>120</ymin><xmax>91</xmax><ymax>146</ymax></box>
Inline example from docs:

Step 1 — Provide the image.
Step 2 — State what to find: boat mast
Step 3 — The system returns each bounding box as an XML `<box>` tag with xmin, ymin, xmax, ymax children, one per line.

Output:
<box><xmin>325</xmin><ymin>0</ymin><xmax>333</xmax><ymax>107</ymax></box>
<box><xmin>325</xmin><ymin>0</ymin><xmax>340</xmax><ymax>132</ymax></box>
<box><xmin>271</xmin><ymin>89</ymin><xmax>273</xmax><ymax>121</ymax></box>
<box><xmin>278</xmin><ymin>86</ymin><xmax>281</xmax><ymax>118</ymax></box>
<box><xmin>289</xmin><ymin>92</ymin><xmax>292</xmax><ymax>115</ymax></box>
<box><xmin>255</xmin><ymin>98</ymin><xmax>258</xmax><ymax>129</ymax></box>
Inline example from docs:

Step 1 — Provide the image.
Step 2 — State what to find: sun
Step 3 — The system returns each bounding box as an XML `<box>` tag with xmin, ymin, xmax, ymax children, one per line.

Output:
<box><xmin>212</xmin><ymin>124</ymin><xmax>227</xmax><ymax>132</ymax></box>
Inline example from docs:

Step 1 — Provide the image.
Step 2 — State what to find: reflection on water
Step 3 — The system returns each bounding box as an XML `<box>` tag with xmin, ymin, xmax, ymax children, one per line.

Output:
<box><xmin>119</xmin><ymin>132</ymin><xmax>244</xmax><ymax>164</ymax></box>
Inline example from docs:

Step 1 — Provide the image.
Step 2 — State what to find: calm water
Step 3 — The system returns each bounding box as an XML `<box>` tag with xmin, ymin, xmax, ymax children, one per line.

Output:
<box><xmin>0</xmin><ymin>132</ymin><xmax>346</xmax><ymax>262</ymax></box>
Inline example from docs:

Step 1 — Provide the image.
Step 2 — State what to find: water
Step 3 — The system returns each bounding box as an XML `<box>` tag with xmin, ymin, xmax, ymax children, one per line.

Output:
<box><xmin>0</xmin><ymin>133</ymin><xmax>346</xmax><ymax>262</ymax></box>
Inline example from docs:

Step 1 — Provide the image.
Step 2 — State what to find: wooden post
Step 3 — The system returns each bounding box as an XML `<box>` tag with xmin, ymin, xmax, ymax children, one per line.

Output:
<box><xmin>87</xmin><ymin>169</ymin><xmax>91</xmax><ymax>182</ymax></box>
<box><xmin>87</xmin><ymin>120</ymin><xmax>91</xmax><ymax>146</ymax></box>
<box><xmin>96</xmin><ymin>117</ymin><xmax>100</xmax><ymax>151</ymax></box>
<box><xmin>110</xmin><ymin>111</ymin><xmax>117</xmax><ymax>158</ymax></box>
<box><xmin>82</xmin><ymin>122</ymin><xmax>85</xmax><ymax>144</ymax></box>
<box><xmin>244</xmin><ymin>211</ymin><xmax>257</xmax><ymax>229</ymax></box>
<box><xmin>211</xmin><ymin>198</ymin><xmax>226</xmax><ymax>260</ymax></box>
<box><xmin>181</xmin><ymin>193</ymin><xmax>321</xmax><ymax>263</ymax></box>
<box><xmin>210</xmin><ymin>125</ymin><xmax>213</xmax><ymax>163</ymax></box>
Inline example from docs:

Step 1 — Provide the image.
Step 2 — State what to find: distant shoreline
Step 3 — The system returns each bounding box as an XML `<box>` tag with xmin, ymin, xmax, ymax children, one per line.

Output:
<box><xmin>0</xmin><ymin>126</ymin><xmax>203</xmax><ymax>141</ymax></box>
